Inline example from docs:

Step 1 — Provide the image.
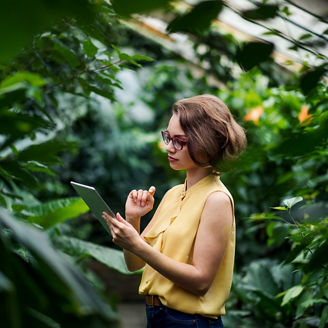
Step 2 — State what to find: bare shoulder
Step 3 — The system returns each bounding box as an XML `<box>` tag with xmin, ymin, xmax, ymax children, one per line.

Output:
<box><xmin>205</xmin><ymin>191</ymin><xmax>232</xmax><ymax>209</ymax></box>
<box><xmin>202</xmin><ymin>191</ymin><xmax>233</xmax><ymax>224</ymax></box>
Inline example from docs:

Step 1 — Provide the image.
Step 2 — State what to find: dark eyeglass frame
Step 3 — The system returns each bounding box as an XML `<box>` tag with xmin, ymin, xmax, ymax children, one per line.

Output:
<box><xmin>161</xmin><ymin>130</ymin><xmax>187</xmax><ymax>151</ymax></box>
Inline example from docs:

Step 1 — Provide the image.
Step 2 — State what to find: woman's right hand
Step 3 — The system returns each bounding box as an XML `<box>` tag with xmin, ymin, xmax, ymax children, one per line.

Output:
<box><xmin>125</xmin><ymin>186</ymin><xmax>156</xmax><ymax>221</ymax></box>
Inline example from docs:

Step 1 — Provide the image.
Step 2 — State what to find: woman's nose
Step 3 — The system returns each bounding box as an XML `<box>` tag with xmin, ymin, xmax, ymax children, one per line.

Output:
<box><xmin>165</xmin><ymin>140</ymin><xmax>176</xmax><ymax>152</ymax></box>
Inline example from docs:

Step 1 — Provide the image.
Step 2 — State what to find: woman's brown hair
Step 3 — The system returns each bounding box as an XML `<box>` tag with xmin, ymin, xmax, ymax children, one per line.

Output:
<box><xmin>172</xmin><ymin>94</ymin><xmax>246</xmax><ymax>172</ymax></box>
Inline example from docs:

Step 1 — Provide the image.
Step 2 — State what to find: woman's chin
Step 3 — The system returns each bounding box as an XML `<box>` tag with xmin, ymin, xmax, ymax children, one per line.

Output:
<box><xmin>169</xmin><ymin>162</ymin><xmax>181</xmax><ymax>170</ymax></box>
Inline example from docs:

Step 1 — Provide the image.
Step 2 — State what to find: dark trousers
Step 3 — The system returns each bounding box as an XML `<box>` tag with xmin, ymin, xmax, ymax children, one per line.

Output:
<box><xmin>146</xmin><ymin>303</ymin><xmax>224</xmax><ymax>328</ymax></box>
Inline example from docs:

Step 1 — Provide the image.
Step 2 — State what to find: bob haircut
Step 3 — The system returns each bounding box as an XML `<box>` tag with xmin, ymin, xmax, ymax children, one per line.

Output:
<box><xmin>172</xmin><ymin>94</ymin><xmax>247</xmax><ymax>173</ymax></box>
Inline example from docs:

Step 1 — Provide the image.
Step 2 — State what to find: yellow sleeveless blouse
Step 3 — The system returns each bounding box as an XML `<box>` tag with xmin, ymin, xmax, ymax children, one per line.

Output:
<box><xmin>139</xmin><ymin>174</ymin><xmax>235</xmax><ymax>317</ymax></box>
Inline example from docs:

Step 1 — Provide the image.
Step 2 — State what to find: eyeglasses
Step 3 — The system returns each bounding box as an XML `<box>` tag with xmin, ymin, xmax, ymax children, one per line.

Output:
<box><xmin>161</xmin><ymin>130</ymin><xmax>187</xmax><ymax>151</ymax></box>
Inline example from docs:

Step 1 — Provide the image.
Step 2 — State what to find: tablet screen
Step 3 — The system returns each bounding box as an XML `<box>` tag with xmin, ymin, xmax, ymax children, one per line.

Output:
<box><xmin>70</xmin><ymin>181</ymin><xmax>115</xmax><ymax>236</ymax></box>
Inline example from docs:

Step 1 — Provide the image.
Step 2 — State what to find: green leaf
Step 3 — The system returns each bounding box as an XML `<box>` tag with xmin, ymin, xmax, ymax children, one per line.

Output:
<box><xmin>281</xmin><ymin>6</ymin><xmax>292</xmax><ymax>16</ymax></box>
<box><xmin>54</xmin><ymin>236</ymin><xmax>139</xmax><ymax>275</ymax></box>
<box><xmin>299</xmin><ymin>33</ymin><xmax>312</xmax><ymax>41</ymax></box>
<box><xmin>131</xmin><ymin>54</ymin><xmax>154</xmax><ymax>62</ymax></box>
<box><xmin>0</xmin><ymin>208</ymin><xmax>116</xmax><ymax>321</ymax></box>
<box><xmin>319</xmin><ymin>305</ymin><xmax>328</xmax><ymax>328</ymax></box>
<box><xmin>250</xmin><ymin>212</ymin><xmax>284</xmax><ymax>221</ymax></box>
<box><xmin>236</xmin><ymin>41</ymin><xmax>274</xmax><ymax>71</ymax></box>
<box><xmin>0</xmin><ymin>111</ymin><xmax>52</xmax><ymax>142</ymax></box>
<box><xmin>0</xmin><ymin>0</ymin><xmax>95</xmax><ymax>63</ymax></box>
<box><xmin>0</xmin><ymin>71</ymin><xmax>46</xmax><ymax>89</ymax></box>
<box><xmin>304</xmin><ymin>241</ymin><xmax>328</xmax><ymax>273</ymax></box>
<box><xmin>27</xmin><ymin>197</ymin><xmax>89</xmax><ymax>229</ymax></box>
<box><xmin>167</xmin><ymin>1</ymin><xmax>223</xmax><ymax>35</ymax></box>
<box><xmin>283</xmin><ymin>197</ymin><xmax>303</xmax><ymax>209</ymax></box>
<box><xmin>53</xmin><ymin>39</ymin><xmax>80</xmax><ymax>68</ymax></box>
<box><xmin>83</xmin><ymin>39</ymin><xmax>98</xmax><ymax>57</ymax></box>
<box><xmin>118</xmin><ymin>53</ymin><xmax>141</xmax><ymax>67</ymax></box>
<box><xmin>0</xmin><ymin>83</ymin><xmax>26</xmax><ymax>107</ymax></box>
<box><xmin>0</xmin><ymin>160</ymin><xmax>38</xmax><ymax>187</ymax></box>
<box><xmin>27</xmin><ymin>308</ymin><xmax>61</xmax><ymax>328</ymax></box>
<box><xmin>0</xmin><ymin>271</ymin><xmax>13</xmax><ymax>292</ymax></box>
<box><xmin>300</xmin><ymin>66</ymin><xmax>327</xmax><ymax>95</ymax></box>
<box><xmin>266</xmin><ymin>222</ymin><xmax>289</xmax><ymax>247</ymax></box>
<box><xmin>111</xmin><ymin>0</ymin><xmax>171</xmax><ymax>16</ymax></box>
<box><xmin>24</xmin><ymin>161</ymin><xmax>56</xmax><ymax>176</ymax></box>
<box><xmin>243</xmin><ymin>261</ymin><xmax>280</xmax><ymax>297</ymax></box>
<box><xmin>11</xmin><ymin>204</ymin><xmax>29</xmax><ymax>213</ymax></box>
<box><xmin>17</xmin><ymin>139</ymin><xmax>78</xmax><ymax>165</ymax></box>
<box><xmin>0</xmin><ymin>194</ymin><xmax>6</xmax><ymax>207</ymax></box>
<box><xmin>272</xmin><ymin>117</ymin><xmax>328</xmax><ymax>157</ymax></box>
<box><xmin>271</xmin><ymin>207</ymin><xmax>287</xmax><ymax>211</ymax></box>
<box><xmin>282</xmin><ymin>285</ymin><xmax>304</xmax><ymax>306</ymax></box>
<box><xmin>242</xmin><ymin>4</ymin><xmax>279</xmax><ymax>20</ymax></box>
<box><xmin>262</xmin><ymin>29</ymin><xmax>281</xmax><ymax>36</ymax></box>
<box><xmin>295</xmin><ymin>298</ymin><xmax>328</xmax><ymax>320</ymax></box>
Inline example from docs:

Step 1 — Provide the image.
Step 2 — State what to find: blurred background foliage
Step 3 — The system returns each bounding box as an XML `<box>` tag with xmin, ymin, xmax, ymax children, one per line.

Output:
<box><xmin>0</xmin><ymin>0</ymin><xmax>327</xmax><ymax>327</ymax></box>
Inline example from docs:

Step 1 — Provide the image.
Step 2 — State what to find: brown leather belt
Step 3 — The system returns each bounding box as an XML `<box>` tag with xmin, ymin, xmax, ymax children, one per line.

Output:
<box><xmin>145</xmin><ymin>295</ymin><xmax>161</xmax><ymax>306</ymax></box>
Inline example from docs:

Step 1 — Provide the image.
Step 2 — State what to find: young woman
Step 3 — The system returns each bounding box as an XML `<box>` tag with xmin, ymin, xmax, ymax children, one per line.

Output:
<box><xmin>103</xmin><ymin>94</ymin><xmax>246</xmax><ymax>327</ymax></box>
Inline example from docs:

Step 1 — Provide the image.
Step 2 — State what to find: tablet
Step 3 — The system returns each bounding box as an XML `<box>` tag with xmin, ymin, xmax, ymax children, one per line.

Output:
<box><xmin>70</xmin><ymin>181</ymin><xmax>115</xmax><ymax>236</ymax></box>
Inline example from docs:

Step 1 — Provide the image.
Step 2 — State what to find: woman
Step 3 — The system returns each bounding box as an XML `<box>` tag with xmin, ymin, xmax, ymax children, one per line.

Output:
<box><xmin>103</xmin><ymin>94</ymin><xmax>246</xmax><ymax>327</ymax></box>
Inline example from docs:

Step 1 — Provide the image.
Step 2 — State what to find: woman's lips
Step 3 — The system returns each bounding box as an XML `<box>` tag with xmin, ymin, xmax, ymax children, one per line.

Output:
<box><xmin>168</xmin><ymin>155</ymin><xmax>178</xmax><ymax>162</ymax></box>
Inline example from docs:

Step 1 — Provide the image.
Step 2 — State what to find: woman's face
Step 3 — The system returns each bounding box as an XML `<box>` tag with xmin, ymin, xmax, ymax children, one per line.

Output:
<box><xmin>165</xmin><ymin>113</ymin><xmax>198</xmax><ymax>171</ymax></box>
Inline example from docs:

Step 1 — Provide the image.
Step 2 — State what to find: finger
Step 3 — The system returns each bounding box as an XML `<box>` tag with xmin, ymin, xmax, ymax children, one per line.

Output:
<box><xmin>137</xmin><ymin>189</ymin><xmax>144</xmax><ymax>205</ymax></box>
<box><xmin>148</xmin><ymin>186</ymin><xmax>156</xmax><ymax>195</ymax></box>
<box><xmin>116</xmin><ymin>212</ymin><xmax>127</xmax><ymax>224</ymax></box>
<box><xmin>129</xmin><ymin>190</ymin><xmax>138</xmax><ymax>203</ymax></box>
<box><xmin>102</xmin><ymin>212</ymin><xmax>115</xmax><ymax>226</ymax></box>
<box><xmin>141</xmin><ymin>190</ymin><xmax>149</xmax><ymax>206</ymax></box>
<box><xmin>102</xmin><ymin>212</ymin><xmax>110</xmax><ymax>224</ymax></box>
<box><xmin>145</xmin><ymin>192</ymin><xmax>154</xmax><ymax>206</ymax></box>
<box><xmin>103</xmin><ymin>211</ymin><xmax>114</xmax><ymax>220</ymax></box>
<box><xmin>106</xmin><ymin>219</ymin><xmax>115</xmax><ymax>236</ymax></box>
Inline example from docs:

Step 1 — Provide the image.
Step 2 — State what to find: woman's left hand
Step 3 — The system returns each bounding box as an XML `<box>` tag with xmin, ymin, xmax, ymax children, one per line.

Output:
<box><xmin>102</xmin><ymin>211</ymin><xmax>143</xmax><ymax>251</ymax></box>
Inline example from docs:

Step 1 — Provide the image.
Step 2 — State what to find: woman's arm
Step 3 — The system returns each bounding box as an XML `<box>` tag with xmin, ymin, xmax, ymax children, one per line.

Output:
<box><xmin>104</xmin><ymin>191</ymin><xmax>233</xmax><ymax>295</ymax></box>
<box><xmin>123</xmin><ymin>215</ymin><xmax>144</xmax><ymax>272</ymax></box>
<box><xmin>103</xmin><ymin>186</ymin><xmax>166</xmax><ymax>272</ymax></box>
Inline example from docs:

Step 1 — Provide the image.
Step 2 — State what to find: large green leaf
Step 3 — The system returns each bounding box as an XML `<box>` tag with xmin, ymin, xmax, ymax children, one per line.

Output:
<box><xmin>243</xmin><ymin>260</ymin><xmax>280</xmax><ymax>297</ymax></box>
<box><xmin>0</xmin><ymin>208</ymin><xmax>117</xmax><ymax>324</ymax></box>
<box><xmin>0</xmin><ymin>160</ymin><xmax>38</xmax><ymax>187</ymax></box>
<box><xmin>16</xmin><ymin>138</ymin><xmax>78</xmax><ymax>165</ymax></box>
<box><xmin>0</xmin><ymin>111</ymin><xmax>52</xmax><ymax>149</ymax></box>
<box><xmin>242</xmin><ymin>4</ymin><xmax>279</xmax><ymax>20</ymax></box>
<box><xmin>0</xmin><ymin>0</ymin><xmax>95</xmax><ymax>63</ymax></box>
<box><xmin>53</xmin><ymin>236</ymin><xmax>140</xmax><ymax>275</ymax></box>
<box><xmin>27</xmin><ymin>197</ymin><xmax>89</xmax><ymax>229</ymax></box>
<box><xmin>300</xmin><ymin>65</ymin><xmax>327</xmax><ymax>95</ymax></box>
<box><xmin>236</xmin><ymin>41</ymin><xmax>274</xmax><ymax>71</ymax></box>
<box><xmin>167</xmin><ymin>0</ymin><xmax>223</xmax><ymax>35</ymax></box>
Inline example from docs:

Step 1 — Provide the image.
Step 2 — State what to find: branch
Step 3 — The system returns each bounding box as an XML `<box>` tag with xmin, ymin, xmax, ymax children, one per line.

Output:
<box><xmin>283</xmin><ymin>0</ymin><xmax>328</xmax><ymax>25</ymax></box>
<box><xmin>223</xmin><ymin>2</ymin><xmax>327</xmax><ymax>59</ymax></box>
<box><xmin>248</xmin><ymin>0</ymin><xmax>328</xmax><ymax>43</ymax></box>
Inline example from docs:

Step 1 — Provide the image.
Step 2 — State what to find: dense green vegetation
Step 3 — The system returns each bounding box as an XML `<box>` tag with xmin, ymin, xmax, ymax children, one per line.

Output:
<box><xmin>0</xmin><ymin>1</ymin><xmax>327</xmax><ymax>327</ymax></box>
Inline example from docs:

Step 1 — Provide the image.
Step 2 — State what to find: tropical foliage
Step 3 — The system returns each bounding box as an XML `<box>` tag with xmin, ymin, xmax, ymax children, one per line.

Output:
<box><xmin>0</xmin><ymin>0</ymin><xmax>327</xmax><ymax>327</ymax></box>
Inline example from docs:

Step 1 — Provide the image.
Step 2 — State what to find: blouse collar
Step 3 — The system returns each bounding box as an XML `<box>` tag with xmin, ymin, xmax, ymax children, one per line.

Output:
<box><xmin>180</xmin><ymin>173</ymin><xmax>216</xmax><ymax>201</ymax></box>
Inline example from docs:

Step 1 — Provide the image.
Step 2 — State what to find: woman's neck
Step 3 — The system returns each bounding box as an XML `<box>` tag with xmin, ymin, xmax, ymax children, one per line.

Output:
<box><xmin>185</xmin><ymin>167</ymin><xmax>212</xmax><ymax>191</ymax></box>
